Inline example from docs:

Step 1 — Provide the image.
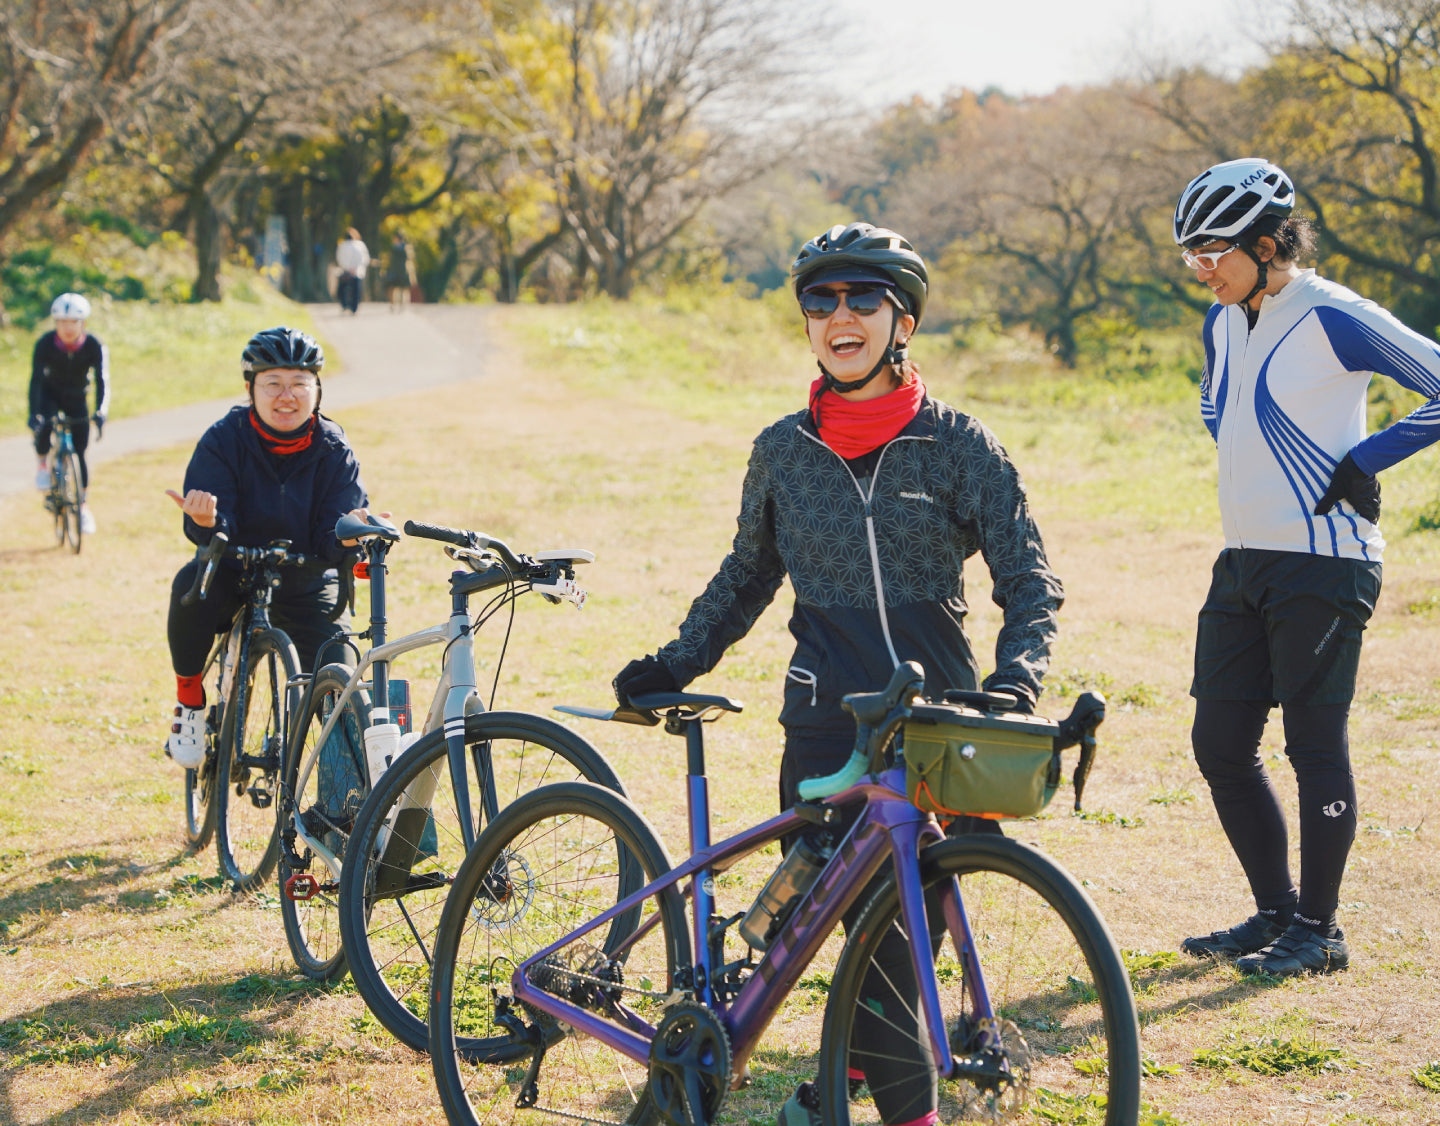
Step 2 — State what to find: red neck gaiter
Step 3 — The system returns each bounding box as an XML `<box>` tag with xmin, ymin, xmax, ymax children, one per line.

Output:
<box><xmin>250</xmin><ymin>408</ymin><xmax>316</xmax><ymax>455</ymax></box>
<box><xmin>809</xmin><ymin>375</ymin><xmax>926</xmax><ymax>458</ymax></box>
<box><xmin>55</xmin><ymin>332</ymin><xmax>88</xmax><ymax>354</ymax></box>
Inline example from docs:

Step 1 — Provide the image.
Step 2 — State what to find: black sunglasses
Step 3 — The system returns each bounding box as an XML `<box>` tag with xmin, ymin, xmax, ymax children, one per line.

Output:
<box><xmin>799</xmin><ymin>283</ymin><xmax>896</xmax><ymax>320</ymax></box>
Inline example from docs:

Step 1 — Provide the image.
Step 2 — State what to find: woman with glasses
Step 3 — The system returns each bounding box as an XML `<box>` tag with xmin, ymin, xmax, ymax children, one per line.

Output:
<box><xmin>161</xmin><ymin>326</ymin><xmax>370</xmax><ymax>770</ymax></box>
<box><xmin>613</xmin><ymin>222</ymin><xmax>1063</xmax><ymax>1126</ymax></box>
<box><xmin>1173</xmin><ymin>159</ymin><xmax>1440</xmax><ymax>977</ymax></box>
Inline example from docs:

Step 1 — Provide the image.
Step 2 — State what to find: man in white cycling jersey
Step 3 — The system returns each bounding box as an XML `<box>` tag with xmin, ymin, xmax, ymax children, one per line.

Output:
<box><xmin>1173</xmin><ymin>158</ymin><xmax>1440</xmax><ymax>977</ymax></box>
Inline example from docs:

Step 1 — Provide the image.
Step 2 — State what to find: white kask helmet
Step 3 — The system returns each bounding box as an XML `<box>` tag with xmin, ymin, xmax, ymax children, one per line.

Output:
<box><xmin>1173</xmin><ymin>158</ymin><xmax>1295</xmax><ymax>248</ymax></box>
<box><xmin>50</xmin><ymin>292</ymin><xmax>92</xmax><ymax>320</ymax></box>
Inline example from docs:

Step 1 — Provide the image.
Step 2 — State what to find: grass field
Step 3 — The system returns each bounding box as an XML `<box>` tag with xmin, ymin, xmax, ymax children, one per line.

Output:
<box><xmin>1</xmin><ymin>291</ymin><xmax>1439</xmax><ymax>1125</ymax></box>
<box><xmin>0</xmin><ymin>284</ymin><xmax>332</xmax><ymax>438</ymax></box>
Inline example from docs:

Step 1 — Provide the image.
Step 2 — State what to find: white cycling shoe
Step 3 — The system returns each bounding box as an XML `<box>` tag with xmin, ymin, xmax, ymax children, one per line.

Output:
<box><xmin>166</xmin><ymin>704</ymin><xmax>206</xmax><ymax>769</ymax></box>
<box><xmin>35</xmin><ymin>467</ymin><xmax>50</xmax><ymax>490</ymax></box>
<box><xmin>80</xmin><ymin>507</ymin><xmax>96</xmax><ymax>535</ymax></box>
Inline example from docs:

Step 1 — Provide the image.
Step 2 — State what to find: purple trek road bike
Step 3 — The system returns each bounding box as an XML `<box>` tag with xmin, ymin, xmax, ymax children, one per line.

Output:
<box><xmin>427</xmin><ymin>662</ymin><xmax>1141</xmax><ymax>1126</ymax></box>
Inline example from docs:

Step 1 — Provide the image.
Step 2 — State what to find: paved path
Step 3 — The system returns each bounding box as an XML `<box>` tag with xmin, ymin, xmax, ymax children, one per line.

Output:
<box><xmin>0</xmin><ymin>303</ymin><xmax>495</xmax><ymax>497</ymax></box>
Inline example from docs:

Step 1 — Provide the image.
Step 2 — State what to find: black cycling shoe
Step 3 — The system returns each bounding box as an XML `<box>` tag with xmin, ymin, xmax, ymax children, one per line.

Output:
<box><xmin>1180</xmin><ymin>912</ymin><xmax>1286</xmax><ymax>959</ymax></box>
<box><xmin>1236</xmin><ymin>924</ymin><xmax>1349</xmax><ymax>978</ymax></box>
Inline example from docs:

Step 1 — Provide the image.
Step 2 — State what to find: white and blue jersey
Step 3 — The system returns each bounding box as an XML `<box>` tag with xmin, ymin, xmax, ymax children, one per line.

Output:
<box><xmin>1200</xmin><ymin>270</ymin><xmax>1440</xmax><ymax>561</ymax></box>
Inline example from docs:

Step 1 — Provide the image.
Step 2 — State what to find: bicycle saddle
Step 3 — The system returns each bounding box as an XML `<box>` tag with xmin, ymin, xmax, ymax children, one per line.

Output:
<box><xmin>335</xmin><ymin>513</ymin><xmax>401</xmax><ymax>542</ymax></box>
<box><xmin>556</xmin><ymin>691</ymin><xmax>743</xmax><ymax>728</ymax></box>
<box><xmin>840</xmin><ymin>660</ymin><xmax>925</xmax><ymax>726</ymax></box>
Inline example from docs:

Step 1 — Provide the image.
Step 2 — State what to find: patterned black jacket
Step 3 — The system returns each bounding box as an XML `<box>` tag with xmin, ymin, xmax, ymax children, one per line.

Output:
<box><xmin>657</xmin><ymin>396</ymin><xmax>1063</xmax><ymax>740</ymax></box>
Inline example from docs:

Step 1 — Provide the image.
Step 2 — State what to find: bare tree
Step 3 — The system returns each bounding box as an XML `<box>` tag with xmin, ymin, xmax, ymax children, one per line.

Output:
<box><xmin>0</xmin><ymin>0</ymin><xmax>194</xmax><ymax>247</ymax></box>
<box><xmin>457</xmin><ymin>0</ymin><xmax>814</xmax><ymax>298</ymax></box>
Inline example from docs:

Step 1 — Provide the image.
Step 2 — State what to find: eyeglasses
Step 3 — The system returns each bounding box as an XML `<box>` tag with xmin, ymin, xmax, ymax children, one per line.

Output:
<box><xmin>255</xmin><ymin>377</ymin><xmax>319</xmax><ymax>397</ymax></box>
<box><xmin>1181</xmin><ymin>245</ymin><xmax>1239</xmax><ymax>271</ymax></box>
<box><xmin>799</xmin><ymin>284</ymin><xmax>897</xmax><ymax>320</ymax></box>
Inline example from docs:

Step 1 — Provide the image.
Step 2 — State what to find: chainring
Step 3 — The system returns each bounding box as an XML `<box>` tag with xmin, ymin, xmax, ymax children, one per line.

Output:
<box><xmin>648</xmin><ymin>998</ymin><xmax>732</xmax><ymax>1126</ymax></box>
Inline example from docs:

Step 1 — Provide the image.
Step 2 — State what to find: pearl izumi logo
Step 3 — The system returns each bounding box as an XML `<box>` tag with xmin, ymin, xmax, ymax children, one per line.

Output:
<box><xmin>1322</xmin><ymin>801</ymin><xmax>1348</xmax><ymax>818</ymax></box>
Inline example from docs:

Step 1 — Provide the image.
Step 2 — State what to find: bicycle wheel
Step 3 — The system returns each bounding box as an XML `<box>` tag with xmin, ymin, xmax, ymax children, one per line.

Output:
<box><xmin>182</xmin><ymin>703</ymin><xmax>221</xmax><ymax>853</ymax></box>
<box><xmin>280</xmin><ymin>663</ymin><xmax>371</xmax><ymax>980</ymax></box>
<box><xmin>818</xmin><ymin>835</ymin><xmax>1140</xmax><ymax>1126</ymax></box>
<box><xmin>58</xmin><ymin>451</ymin><xmax>82</xmax><ymax>553</ymax></box>
<box><xmin>216</xmin><ymin>629</ymin><xmax>298</xmax><ymax>892</ymax></box>
<box><xmin>429</xmin><ymin>781</ymin><xmax>686</xmax><ymax>1126</ymax></box>
<box><xmin>340</xmin><ymin>712</ymin><xmax>623</xmax><ymax>1049</ymax></box>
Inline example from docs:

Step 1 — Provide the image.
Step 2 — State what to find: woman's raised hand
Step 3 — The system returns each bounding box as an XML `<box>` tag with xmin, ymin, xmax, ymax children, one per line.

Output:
<box><xmin>165</xmin><ymin>488</ymin><xmax>218</xmax><ymax>528</ymax></box>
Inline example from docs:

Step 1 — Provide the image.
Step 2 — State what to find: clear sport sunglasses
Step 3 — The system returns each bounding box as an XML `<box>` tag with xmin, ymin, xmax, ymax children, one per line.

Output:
<box><xmin>1181</xmin><ymin>245</ymin><xmax>1239</xmax><ymax>271</ymax></box>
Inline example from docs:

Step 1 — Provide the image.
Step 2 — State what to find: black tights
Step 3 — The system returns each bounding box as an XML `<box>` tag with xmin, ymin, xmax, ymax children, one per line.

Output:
<box><xmin>1191</xmin><ymin>698</ymin><xmax>1356</xmax><ymax>929</ymax></box>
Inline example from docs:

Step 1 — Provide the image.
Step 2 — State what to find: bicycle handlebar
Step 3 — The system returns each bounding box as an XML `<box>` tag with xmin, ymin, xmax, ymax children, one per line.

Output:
<box><xmin>404</xmin><ymin>519</ymin><xmax>525</xmax><ymax>572</ymax></box>
<box><xmin>797</xmin><ymin>662</ymin><xmax>1107</xmax><ymax>808</ymax></box>
<box><xmin>180</xmin><ymin>533</ymin><xmax>312</xmax><ymax>606</ymax></box>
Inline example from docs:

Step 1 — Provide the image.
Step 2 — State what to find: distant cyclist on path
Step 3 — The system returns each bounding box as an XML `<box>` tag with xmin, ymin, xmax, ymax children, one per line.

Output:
<box><xmin>29</xmin><ymin>292</ymin><xmax>107</xmax><ymax>535</ymax></box>
<box><xmin>1173</xmin><ymin>158</ymin><xmax>1440</xmax><ymax>977</ymax></box>
<box><xmin>613</xmin><ymin>222</ymin><xmax>1064</xmax><ymax>1125</ymax></box>
<box><xmin>162</xmin><ymin>326</ymin><xmax>370</xmax><ymax>769</ymax></box>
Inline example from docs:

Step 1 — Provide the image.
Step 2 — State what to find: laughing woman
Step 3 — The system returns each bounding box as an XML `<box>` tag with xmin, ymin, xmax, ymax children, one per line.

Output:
<box><xmin>613</xmin><ymin>222</ymin><xmax>1064</xmax><ymax>1126</ymax></box>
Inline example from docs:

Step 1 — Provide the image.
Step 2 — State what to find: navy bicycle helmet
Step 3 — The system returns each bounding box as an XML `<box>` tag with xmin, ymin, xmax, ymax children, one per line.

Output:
<box><xmin>242</xmin><ymin>326</ymin><xmax>324</xmax><ymax>380</ymax></box>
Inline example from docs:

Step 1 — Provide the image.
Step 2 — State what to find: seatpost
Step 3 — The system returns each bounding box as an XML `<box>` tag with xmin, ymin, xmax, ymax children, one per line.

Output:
<box><xmin>679</xmin><ymin>713</ymin><xmax>715</xmax><ymax>1003</ymax></box>
<box><xmin>368</xmin><ymin>538</ymin><xmax>390</xmax><ymax>716</ymax></box>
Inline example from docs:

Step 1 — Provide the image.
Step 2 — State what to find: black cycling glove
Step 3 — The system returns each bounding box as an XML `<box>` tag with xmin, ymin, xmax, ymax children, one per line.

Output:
<box><xmin>980</xmin><ymin>679</ymin><xmax>1036</xmax><ymax>714</ymax></box>
<box><xmin>1314</xmin><ymin>451</ymin><xmax>1381</xmax><ymax>524</ymax></box>
<box><xmin>612</xmin><ymin>655</ymin><xmax>678</xmax><ymax>707</ymax></box>
<box><xmin>92</xmin><ymin>413</ymin><xmax>105</xmax><ymax>439</ymax></box>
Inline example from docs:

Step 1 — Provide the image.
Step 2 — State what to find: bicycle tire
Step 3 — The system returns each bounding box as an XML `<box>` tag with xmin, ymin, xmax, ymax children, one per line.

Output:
<box><xmin>280</xmin><ymin>662</ymin><xmax>371</xmax><ymax>980</ymax></box>
<box><xmin>216</xmin><ymin>628</ymin><xmax>298</xmax><ymax>892</ymax></box>
<box><xmin>818</xmin><ymin>834</ymin><xmax>1141</xmax><ymax>1126</ymax></box>
<box><xmin>340</xmin><ymin>712</ymin><xmax>624</xmax><ymax>1049</ymax></box>
<box><xmin>429</xmin><ymin>781</ymin><xmax>686</xmax><ymax>1126</ymax></box>
<box><xmin>58</xmin><ymin>451</ymin><xmax>82</xmax><ymax>553</ymax></box>
<box><xmin>182</xmin><ymin>703</ymin><xmax>221</xmax><ymax>852</ymax></box>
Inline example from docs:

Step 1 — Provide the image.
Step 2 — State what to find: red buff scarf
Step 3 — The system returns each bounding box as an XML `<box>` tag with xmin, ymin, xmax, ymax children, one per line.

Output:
<box><xmin>55</xmin><ymin>331</ymin><xmax>88</xmax><ymax>353</ymax></box>
<box><xmin>249</xmin><ymin>408</ymin><xmax>316</xmax><ymax>455</ymax></box>
<box><xmin>809</xmin><ymin>375</ymin><xmax>926</xmax><ymax>458</ymax></box>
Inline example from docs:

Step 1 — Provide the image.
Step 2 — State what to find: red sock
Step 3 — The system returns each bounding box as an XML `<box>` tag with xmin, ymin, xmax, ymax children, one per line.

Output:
<box><xmin>176</xmin><ymin>674</ymin><xmax>205</xmax><ymax>709</ymax></box>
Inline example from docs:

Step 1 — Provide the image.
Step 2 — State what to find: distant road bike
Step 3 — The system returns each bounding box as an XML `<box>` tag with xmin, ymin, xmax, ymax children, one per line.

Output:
<box><xmin>41</xmin><ymin>413</ymin><xmax>84</xmax><ymax>553</ymax></box>
<box><xmin>281</xmin><ymin>516</ymin><xmax>622</xmax><ymax>1001</ymax></box>
<box><xmin>180</xmin><ymin>533</ymin><xmax>324</xmax><ymax>893</ymax></box>
<box><xmin>428</xmin><ymin>662</ymin><xmax>1140</xmax><ymax>1126</ymax></box>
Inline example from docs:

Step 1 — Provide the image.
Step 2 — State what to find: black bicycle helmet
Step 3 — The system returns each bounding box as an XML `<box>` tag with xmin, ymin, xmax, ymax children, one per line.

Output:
<box><xmin>242</xmin><ymin>326</ymin><xmax>325</xmax><ymax>380</ymax></box>
<box><xmin>791</xmin><ymin>222</ymin><xmax>929</xmax><ymax>327</ymax></box>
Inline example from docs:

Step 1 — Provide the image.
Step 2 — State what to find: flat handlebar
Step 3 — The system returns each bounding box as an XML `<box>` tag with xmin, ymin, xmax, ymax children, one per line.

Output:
<box><xmin>180</xmin><ymin>533</ymin><xmax>311</xmax><ymax>606</ymax></box>
<box><xmin>404</xmin><ymin>519</ymin><xmax>525</xmax><ymax>572</ymax></box>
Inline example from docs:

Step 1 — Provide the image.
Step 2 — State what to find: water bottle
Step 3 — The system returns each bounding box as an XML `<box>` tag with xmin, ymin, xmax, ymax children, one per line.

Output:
<box><xmin>739</xmin><ymin>834</ymin><xmax>834</xmax><ymax>951</ymax></box>
<box><xmin>363</xmin><ymin>722</ymin><xmax>402</xmax><ymax>785</ymax></box>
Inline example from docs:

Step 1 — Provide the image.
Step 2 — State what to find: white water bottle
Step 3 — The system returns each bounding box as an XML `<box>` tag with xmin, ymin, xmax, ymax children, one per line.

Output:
<box><xmin>364</xmin><ymin>722</ymin><xmax>402</xmax><ymax>784</ymax></box>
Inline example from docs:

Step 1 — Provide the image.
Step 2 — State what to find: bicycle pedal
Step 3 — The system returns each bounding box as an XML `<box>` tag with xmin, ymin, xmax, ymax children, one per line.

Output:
<box><xmin>247</xmin><ymin>788</ymin><xmax>274</xmax><ymax>809</ymax></box>
<box><xmin>284</xmin><ymin>872</ymin><xmax>321</xmax><ymax>901</ymax></box>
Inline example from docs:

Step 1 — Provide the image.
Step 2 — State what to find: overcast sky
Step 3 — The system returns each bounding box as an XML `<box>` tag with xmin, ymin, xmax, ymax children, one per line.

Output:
<box><xmin>827</xmin><ymin>0</ymin><xmax>1294</xmax><ymax>105</ymax></box>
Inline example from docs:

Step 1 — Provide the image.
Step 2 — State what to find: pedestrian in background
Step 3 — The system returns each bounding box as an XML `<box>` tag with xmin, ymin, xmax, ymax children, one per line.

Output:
<box><xmin>335</xmin><ymin>228</ymin><xmax>370</xmax><ymax>314</ymax></box>
<box><xmin>384</xmin><ymin>232</ymin><xmax>417</xmax><ymax>312</ymax></box>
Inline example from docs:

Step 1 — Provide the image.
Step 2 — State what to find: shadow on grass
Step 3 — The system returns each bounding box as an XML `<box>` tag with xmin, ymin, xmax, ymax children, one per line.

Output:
<box><xmin>0</xmin><ymin>844</ymin><xmax>232</xmax><ymax>942</ymax></box>
<box><xmin>1131</xmin><ymin>955</ymin><xmax>1293</xmax><ymax>1024</ymax></box>
<box><xmin>0</xmin><ymin>970</ymin><xmax>343</xmax><ymax>1125</ymax></box>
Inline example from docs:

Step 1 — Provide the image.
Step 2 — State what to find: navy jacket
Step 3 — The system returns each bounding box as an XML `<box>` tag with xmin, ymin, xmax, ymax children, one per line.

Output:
<box><xmin>181</xmin><ymin>406</ymin><xmax>366</xmax><ymax>569</ymax></box>
<box><xmin>657</xmin><ymin>396</ymin><xmax>1063</xmax><ymax>739</ymax></box>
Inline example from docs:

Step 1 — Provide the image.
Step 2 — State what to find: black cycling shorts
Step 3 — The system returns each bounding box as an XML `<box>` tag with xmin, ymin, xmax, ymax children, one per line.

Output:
<box><xmin>1191</xmin><ymin>548</ymin><xmax>1381</xmax><ymax>706</ymax></box>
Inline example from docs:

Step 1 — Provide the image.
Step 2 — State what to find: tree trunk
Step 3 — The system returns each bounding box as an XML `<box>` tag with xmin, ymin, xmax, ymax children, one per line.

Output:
<box><xmin>190</xmin><ymin>194</ymin><xmax>225</xmax><ymax>302</ymax></box>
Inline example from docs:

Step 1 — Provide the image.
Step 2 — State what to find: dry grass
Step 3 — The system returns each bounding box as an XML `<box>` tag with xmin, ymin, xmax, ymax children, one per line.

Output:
<box><xmin>1</xmin><ymin>295</ymin><xmax>1439</xmax><ymax>1125</ymax></box>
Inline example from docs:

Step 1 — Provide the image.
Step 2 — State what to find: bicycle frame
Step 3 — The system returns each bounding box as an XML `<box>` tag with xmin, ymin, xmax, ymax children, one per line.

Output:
<box><xmin>509</xmin><ymin>755</ymin><xmax>988</xmax><ymax>1087</ymax></box>
<box><xmin>286</xmin><ymin>598</ymin><xmax>482</xmax><ymax>880</ymax></box>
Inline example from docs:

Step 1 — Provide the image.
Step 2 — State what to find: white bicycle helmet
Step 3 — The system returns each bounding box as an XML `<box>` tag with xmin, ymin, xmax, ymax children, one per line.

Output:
<box><xmin>50</xmin><ymin>292</ymin><xmax>92</xmax><ymax>320</ymax></box>
<box><xmin>1173</xmin><ymin>158</ymin><xmax>1295</xmax><ymax>248</ymax></box>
